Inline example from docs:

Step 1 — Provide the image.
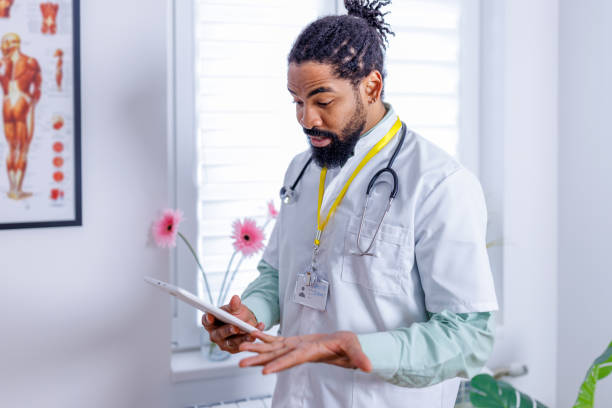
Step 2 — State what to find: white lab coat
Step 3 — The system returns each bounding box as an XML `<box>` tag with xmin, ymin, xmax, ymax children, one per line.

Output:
<box><xmin>262</xmin><ymin>107</ymin><xmax>498</xmax><ymax>407</ymax></box>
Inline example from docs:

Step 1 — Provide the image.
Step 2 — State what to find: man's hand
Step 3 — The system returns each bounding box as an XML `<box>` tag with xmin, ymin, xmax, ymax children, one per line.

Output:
<box><xmin>238</xmin><ymin>330</ymin><xmax>372</xmax><ymax>374</ymax></box>
<box><xmin>202</xmin><ymin>295</ymin><xmax>264</xmax><ymax>354</ymax></box>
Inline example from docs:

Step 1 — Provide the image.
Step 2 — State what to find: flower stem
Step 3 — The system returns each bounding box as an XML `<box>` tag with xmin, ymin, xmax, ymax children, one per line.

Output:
<box><xmin>178</xmin><ymin>231</ymin><xmax>214</xmax><ymax>305</ymax></box>
<box><xmin>220</xmin><ymin>256</ymin><xmax>244</xmax><ymax>307</ymax></box>
<box><xmin>217</xmin><ymin>251</ymin><xmax>237</xmax><ymax>306</ymax></box>
<box><xmin>263</xmin><ymin>218</ymin><xmax>271</xmax><ymax>230</ymax></box>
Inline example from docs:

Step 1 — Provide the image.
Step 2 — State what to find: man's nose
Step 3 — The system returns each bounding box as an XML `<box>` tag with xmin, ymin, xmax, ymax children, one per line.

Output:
<box><xmin>299</xmin><ymin>106</ymin><xmax>323</xmax><ymax>129</ymax></box>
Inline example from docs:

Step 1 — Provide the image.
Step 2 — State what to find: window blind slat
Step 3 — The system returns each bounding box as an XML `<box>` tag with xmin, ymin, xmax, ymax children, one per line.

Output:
<box><xmin>387</xmin><ymin>33</ymin><xmax>459</xmax><ymax>62</ymax></box>
<box><xmin>385</xmin><ymin>65</ymin><xmax>458</xmax><ymax>94</ymax></box>
<box><xmin>198</xmin><ymin>126</ymin><xmax>297</xmax><ymax>148</ymax></box>
<box><xmin>197</xmin><ymin>77</ymin><xmax>284</xmax><ymax>96</ymax></box>
<box><xmin>387</xmin><ymin>1</ymin><xmax>459</xmax><ymax>29</ymax></box>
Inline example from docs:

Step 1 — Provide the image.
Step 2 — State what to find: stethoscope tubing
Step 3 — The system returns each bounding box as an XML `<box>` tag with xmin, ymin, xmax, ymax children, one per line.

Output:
<box><xmin>355</xmin><ymin>124</ymin><xmax>406</xmax><ymax>255</ymax></box>
<box><xmin>280</xmin><ymin>123</ymin><xmax>407</xmax><ymax>207</ymax></box>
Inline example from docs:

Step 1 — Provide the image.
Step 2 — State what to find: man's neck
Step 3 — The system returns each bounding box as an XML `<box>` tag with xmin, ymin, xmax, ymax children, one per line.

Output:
<box><xmin>361</xmin><ymin>101</ymin><xmax>387</xmax><ymax>137</ymax></box>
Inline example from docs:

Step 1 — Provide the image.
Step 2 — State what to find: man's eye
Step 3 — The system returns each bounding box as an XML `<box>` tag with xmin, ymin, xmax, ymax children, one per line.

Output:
<box><xmin>317</xmin><ymin>101</ymin><xmax>332</xmax><ymax>107</ymax></box>
<box><xmin>293</xmin><ymin>100</ymin><xmax>304</xmax><ymax>106</ymax></box>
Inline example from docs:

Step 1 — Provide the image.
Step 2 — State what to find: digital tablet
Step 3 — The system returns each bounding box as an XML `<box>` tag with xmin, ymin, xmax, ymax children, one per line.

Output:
<box><xmin>144</xmin><ymin>276</ymin><xmax>257</xmax><ymax>333</ymax></box>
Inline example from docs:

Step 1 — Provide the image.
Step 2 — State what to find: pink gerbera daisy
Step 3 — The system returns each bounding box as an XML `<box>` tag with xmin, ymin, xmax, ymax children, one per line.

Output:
<box><xmin>267</xmin><ymin>200</ymin><xmax>279</xmax><ymax>219</ymax></box>
<box><xmin>231</xmin><ymin>218</ymin><xmax>265</xmax><ymax>257</ymax></box>
<box><xmin>152</xmin><ymin>209</ymin><xmax>183</xmax><ymax>248</ymax></box>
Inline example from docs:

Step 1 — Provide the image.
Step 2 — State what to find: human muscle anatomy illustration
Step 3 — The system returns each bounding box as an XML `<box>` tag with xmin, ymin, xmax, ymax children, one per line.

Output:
<box><xmin>0</xmin><ymin>0</ymin><xmax>14</xmax><ymax>18</ymax></box>
<box><xmin>52</xmin><ymin>114</ymin><xmax>63</xmax><ymax>129</ymax></box>
<box><xmin>0</xmin><ymin>33</ymin><xmax>42</xmax><ymax>200</ymax></box>
<box><xmin>54</xmin><ymin>49</ymin><xmax>63</xmax><ymax>91</ymax></box>
<box><xmin>40</xmin><ymin>3</ymin><xmax>59</xmax><ymax>35</ymax></box>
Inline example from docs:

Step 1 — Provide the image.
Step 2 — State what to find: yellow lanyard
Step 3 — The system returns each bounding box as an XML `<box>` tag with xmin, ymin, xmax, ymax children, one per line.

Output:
<box><xmin>314</xmin><ymin>117</ymin><xmax>402</xmax><ymax>246</ymax></box>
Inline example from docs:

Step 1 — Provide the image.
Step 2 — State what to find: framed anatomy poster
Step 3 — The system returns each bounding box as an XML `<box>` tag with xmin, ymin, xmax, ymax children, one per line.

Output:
<box><xmin>0</xmin><ymin>0</ymin><xmax>81</xmax><ymax>229</ymax></box>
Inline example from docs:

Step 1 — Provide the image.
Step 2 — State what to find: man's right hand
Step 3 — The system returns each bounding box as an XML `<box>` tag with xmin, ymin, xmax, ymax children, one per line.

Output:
<box><xmin>202</xmin><ymin>294</ymin><xmax>264</xmax><ymax>354</ymax></box>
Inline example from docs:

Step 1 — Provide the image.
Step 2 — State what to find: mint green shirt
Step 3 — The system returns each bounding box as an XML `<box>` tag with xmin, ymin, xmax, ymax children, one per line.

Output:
<box><xmin>242</xmin><ymin>260</ymin><xmax>495</xmax><ymax>387</ymax></box>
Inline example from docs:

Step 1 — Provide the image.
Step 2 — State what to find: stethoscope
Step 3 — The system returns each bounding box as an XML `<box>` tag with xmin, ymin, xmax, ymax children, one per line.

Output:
<box><xmin>279</xmin><ymin>123</ymin><xmax>407</xmax><ymax>256</ymax></box>
<box><xmin>279</xmin><ymin>156</ymin><xmax>313</xmax><ymax>204</ymax></box>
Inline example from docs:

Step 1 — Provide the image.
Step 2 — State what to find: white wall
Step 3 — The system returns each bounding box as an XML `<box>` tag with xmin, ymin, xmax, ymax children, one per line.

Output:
<box><xmin>483</xmin><ymin>0</ymin><xmax>559</xmax><ymax>405</ymax></box>
<box><xmin>558</xmin><ymin>0</ymin><xmax>612</xmax><ymax>406</ymax></box>
<box><xmin>0</xmin><ymin>1</ymin><xmax>172</xmax><ymax>407</ymax></box>
<box><xmin>4</xmin><ymin>1</ymin><xmax>611</xmax><ymax>407</ymax></box>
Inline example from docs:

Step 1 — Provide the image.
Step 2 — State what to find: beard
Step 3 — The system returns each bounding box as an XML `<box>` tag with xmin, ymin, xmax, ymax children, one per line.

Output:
<box><xmin>304</xmin><ymin>98</ymin><xmax>366</xmax><ymax>168</ymax></box>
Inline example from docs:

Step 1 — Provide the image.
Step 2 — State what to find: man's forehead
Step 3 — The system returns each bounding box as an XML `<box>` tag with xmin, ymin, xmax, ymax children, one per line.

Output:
<box><xmin>287</xmin><ymin>62</ymin><xmax>347</xmax><ymax>95</ymax></box>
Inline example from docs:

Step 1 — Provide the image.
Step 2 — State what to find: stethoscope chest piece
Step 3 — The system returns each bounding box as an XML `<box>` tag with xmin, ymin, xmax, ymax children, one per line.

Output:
<box><xmin>280</xmin><ymin>186</ymin><xmax>298</xmax><ymax>205</ymax></box>
<box><xmin>279</xmin><ymin>156</ymin><xmax>313</xmax><ymax>205</ymax></box>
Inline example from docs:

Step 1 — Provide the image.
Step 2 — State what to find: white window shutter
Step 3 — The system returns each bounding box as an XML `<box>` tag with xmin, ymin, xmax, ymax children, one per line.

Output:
<box><xmin>193</xmin><ymin>0</ymin><xmax>329</xmax><ymax>311</ymax></box>
<box><xmin>384</xmin><ymin>0</ymin><xmax>464</xmax><ymax>156</ymax></box>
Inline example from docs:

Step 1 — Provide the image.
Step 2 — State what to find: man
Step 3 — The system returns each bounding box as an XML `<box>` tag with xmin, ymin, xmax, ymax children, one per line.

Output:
<box><xmin>0</xmin><ymin>33</ymin><xmax>42</xmax><ymax>200</ymax></box>
<box><xmin>203</xmin><ymin>1</ymin><xmax>498</xmax><ymax>406</ymax></box>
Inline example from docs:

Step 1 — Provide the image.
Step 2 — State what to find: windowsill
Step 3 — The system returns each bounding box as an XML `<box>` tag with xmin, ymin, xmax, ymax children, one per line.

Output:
<box><xmin>171</xmin><ymin>349</ymin><xmax>262</xmax><ymax>383</ymax></box>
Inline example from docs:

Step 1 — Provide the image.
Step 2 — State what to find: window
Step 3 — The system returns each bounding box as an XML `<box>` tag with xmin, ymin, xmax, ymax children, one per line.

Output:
<box><xmin>383</xmin><ymin>0</ymin><xmax>479</xmax><ymax>171</ymax></box>
<box><xmin>171</xmin><ymin>0</ymin><xmax>480</xmax><ymax>349</ymax></box>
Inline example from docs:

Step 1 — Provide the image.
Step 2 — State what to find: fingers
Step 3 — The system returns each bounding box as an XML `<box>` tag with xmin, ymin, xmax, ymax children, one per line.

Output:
<box><xmin>239</xmin><ymin>338</ymin><xmax>285</xmax><ymax>354</ymax></box>
<box><xmin>205</xmin><ymin>325</ymin><xmax>263</xmax><ymax>354</ymax></box>
<box><xmin>228</xmin><ymin>295</ymin><xmax>242</xmax><ymax>314</ymax></box>
<box><xmin>210</xmin><ymin>324</ymin><xmax>241</xmax><ymax>344</ymax></box>
<box><xmin>236</xmin><ymin>331</ymin><xmax>371</xmax><ymax>374</ymax></box>
<box><xmin>249</xmin><ymin>330</ymin><xmax>280</xmax><ymax>343</ymax></box>
<box><xmin>241</xmin><ymin>336</ymin><xmax>319</xmax><ymax>374</ymax></box>
<box><xmin>261</xmin><ymin>347</ymin><xmax>316</xmax><ymax>374</ymax></box>
<box><xmin>239</xmin><ymin>346</ymin><xmax>290</xmax><ymax>368</ymax></box>
<box><xmin>218</xmin><ymin>296</ymin><xmax>258</xmax><ymax>327</ymax></box>
<box><xmin>344</xmin><ymin>340</ymin><xmax>372</xmax><ymax>373</ymax></box>
<box><xmin>324</xmin><ymin>355</ymin><xmax>353</xmax><ymax>368</ymax></box>
<box><xmin>222</xmin><ymin>334</ymin><xmax>252</xmax><ymax>353</ymax></box>
<box><xmin>202</xmin><ymin>312</ymin><xmax>221</xmax><ymax>331</ymax></box>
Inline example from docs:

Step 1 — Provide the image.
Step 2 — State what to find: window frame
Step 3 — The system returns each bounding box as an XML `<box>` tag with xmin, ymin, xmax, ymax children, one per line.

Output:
<box><xmin>170</xmin><ymin>0</ymin><xmax>200</xmax><ymax>350</ymax></box>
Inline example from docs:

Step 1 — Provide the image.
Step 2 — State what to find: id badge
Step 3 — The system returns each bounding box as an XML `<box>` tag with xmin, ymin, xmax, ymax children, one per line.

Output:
<box><xmin>292</xmin><ymin>272</ymin><xmax>329</xmax><ymax>311</ymax></box>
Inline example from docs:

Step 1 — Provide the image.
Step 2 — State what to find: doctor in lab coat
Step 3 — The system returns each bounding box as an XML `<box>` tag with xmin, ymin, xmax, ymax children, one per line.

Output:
<box><xmin>203</xmin><ymin>1</ymin><xmax>498</xmax><ymax>407</ymax></box>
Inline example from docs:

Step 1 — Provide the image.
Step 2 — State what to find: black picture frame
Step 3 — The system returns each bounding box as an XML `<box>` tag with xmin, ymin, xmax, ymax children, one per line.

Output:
<box><xmin>0</xmin><ymin>0</ymin><xmax>81</xmax><ymax>230</ymax></box>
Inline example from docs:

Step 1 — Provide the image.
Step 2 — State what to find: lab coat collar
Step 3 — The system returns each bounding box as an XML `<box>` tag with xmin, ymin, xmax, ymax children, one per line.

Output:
<box><xmin>319</xmin><ymin>103</ymin><xmax>399</xmax><ymax>217</ymax></box>
<box><xmin>358</xmin><ymin>103</ymin><xmax>396</xmax><ymax>142</ymax></box>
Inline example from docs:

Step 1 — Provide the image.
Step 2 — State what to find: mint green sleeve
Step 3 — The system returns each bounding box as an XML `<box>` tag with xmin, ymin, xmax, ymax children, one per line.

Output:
<box><xmin>241</xmin><ymin>261</ymin><xmax>496</xmax><ymax>386</ymax></box>
<box><xmin>357</xmin><ymin>310</ymin><xmax>496</xmax><ymax>387</ymax></box>
<box><xmin>241</xmin><ymin>259</ymin><xmax>280</xmax><ymax>329</ymax></box>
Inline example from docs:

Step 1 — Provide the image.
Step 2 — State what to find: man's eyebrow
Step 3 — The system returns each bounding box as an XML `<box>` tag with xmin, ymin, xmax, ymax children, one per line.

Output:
<box><xmin>307</xmin><ymin>87</ymin><xmax>334</xmax><ymax>98</ymax></box>
<box><xmin>287</xmin><ymin>87</ymin><xmax>335</xmax><ymax>97</ymax></box>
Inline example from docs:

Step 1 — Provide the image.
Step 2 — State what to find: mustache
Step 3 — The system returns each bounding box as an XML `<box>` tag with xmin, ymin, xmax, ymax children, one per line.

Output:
<box><xmin>303</xmin><ymin>127</ymin><xmax>338</xmax><ymax>140</ymax></box>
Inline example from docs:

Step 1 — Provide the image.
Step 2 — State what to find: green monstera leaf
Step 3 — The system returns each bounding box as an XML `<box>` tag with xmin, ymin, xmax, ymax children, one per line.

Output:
<box><xmin>469</xmin><ymin>374</ymin><xmax>548</xmax><ymax>408</ymax></box>
<box><xmin>573</xmin><ymin>341</ymin><xmax>612</xmax><ymax>408</ymax></box>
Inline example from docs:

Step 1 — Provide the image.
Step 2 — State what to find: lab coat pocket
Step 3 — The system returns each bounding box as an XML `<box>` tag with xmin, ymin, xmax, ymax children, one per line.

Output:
<box><xmin>341</xmin><ymin>215</ymin><xmax>412</xmax><ymax>295</ymax></box>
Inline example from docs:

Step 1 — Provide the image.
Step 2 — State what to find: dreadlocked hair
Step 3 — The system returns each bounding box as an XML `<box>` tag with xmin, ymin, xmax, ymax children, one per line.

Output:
<box><xmin>288</xmin><ymin>0</ymin><xmax>395</xmax><ymax>90</ymax></box>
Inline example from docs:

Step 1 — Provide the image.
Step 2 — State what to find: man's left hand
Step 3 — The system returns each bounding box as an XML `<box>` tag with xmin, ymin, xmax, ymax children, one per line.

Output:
<box><xmin>238</xmin><ymin>330</ymin><xmax>372</xmax><ymax>374</ymax></box>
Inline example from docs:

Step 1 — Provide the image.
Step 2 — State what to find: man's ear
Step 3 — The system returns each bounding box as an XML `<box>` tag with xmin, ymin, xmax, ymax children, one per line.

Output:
<box><xmin>363</xmin><ymin>70</ymin><xmax>383</xmax><ymax>104</ymax></box>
